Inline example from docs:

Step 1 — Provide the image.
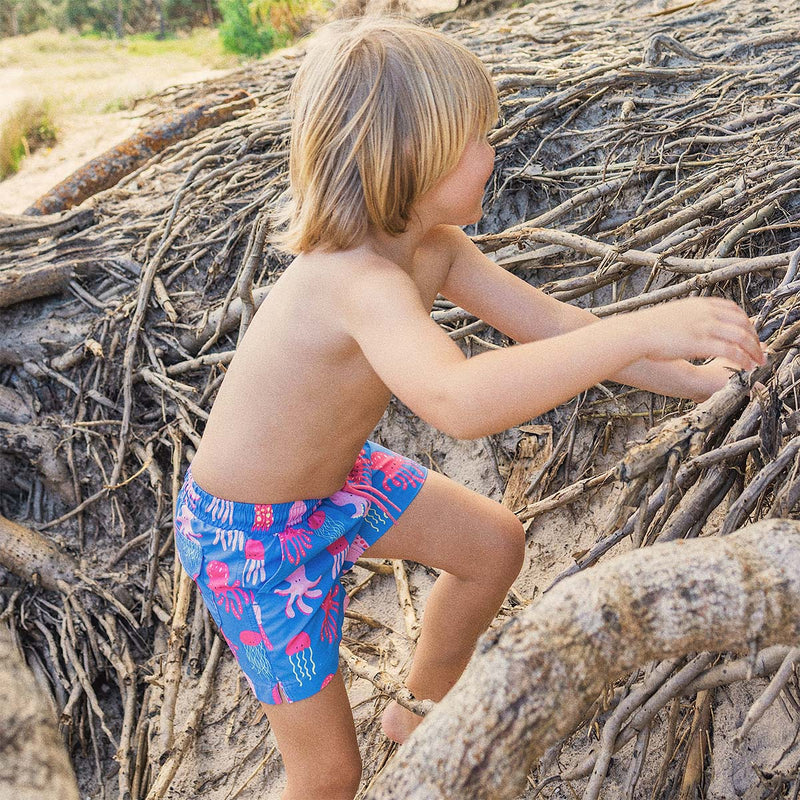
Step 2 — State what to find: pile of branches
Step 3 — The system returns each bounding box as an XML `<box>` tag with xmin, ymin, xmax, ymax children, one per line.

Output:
<box><xmin>1</xmin><ymin>0</ymin><xmax>799</xmax><ymax>797</ymax></box>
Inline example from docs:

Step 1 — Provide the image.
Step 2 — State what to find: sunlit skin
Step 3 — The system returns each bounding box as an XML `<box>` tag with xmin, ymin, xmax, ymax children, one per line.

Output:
<box><xmin>189</xmin><ymin>134</ymin><xmax>763</xmax><ymax>799</ymax></box>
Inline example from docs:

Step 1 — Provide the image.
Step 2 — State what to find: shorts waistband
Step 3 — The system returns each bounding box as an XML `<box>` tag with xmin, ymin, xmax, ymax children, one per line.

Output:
<box><xmin>178</xmin><ymin>465</ymin><xmax>324</xmax><ymax>532</ymax></box>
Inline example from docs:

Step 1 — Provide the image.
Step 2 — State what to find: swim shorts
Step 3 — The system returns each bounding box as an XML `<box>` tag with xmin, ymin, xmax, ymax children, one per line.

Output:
<box><xmin>173</xmin><ymin>439</ymin><xmax>427</xmax><ymax>704</ymax></box>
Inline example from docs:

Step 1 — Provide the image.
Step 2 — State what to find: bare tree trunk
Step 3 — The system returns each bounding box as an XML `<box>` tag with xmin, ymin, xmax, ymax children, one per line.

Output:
<box><xmin>365</xmin><ymin>519</ymin><xmax>800</xmax><ymax>799</ymax></box>
<box><xmin>0</xmin><ymin>624</ymin><xmax>79</xmax><ymax>800</ymax></box>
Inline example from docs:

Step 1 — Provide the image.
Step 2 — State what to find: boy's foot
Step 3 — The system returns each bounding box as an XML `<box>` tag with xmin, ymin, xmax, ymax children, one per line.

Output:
<box><xmin>381</xmin><ymin>700</ymin><xmax>424</xmax><ymax>744</ymax></box>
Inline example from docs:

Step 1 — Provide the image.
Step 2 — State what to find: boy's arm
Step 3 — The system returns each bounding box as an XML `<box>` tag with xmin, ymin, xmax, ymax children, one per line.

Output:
<box><xmin>342</xmin><ymin>257</ymin><xmax>761</xmax><ymax>440</ymax></box>
<box><xmin>438</xmin><ymin>226</ymin><xmax>743</xmax><ymax>402</ymax></box>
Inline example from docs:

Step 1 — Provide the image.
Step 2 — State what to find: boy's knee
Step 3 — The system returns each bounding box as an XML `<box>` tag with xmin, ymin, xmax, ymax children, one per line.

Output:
<box><xmin>493</xmin><ymin>508</ymin><xmax>526</xmax><ymax>582</ymax></box>
<box><xmin>285</xmin><ymin>758</ymin><xmax>362</xmax><ymax>800</ymax></box>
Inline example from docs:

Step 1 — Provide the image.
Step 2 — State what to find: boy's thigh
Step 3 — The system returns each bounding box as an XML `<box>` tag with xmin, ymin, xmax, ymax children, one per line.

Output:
<box><xmin>362</xmin><ymin>468</ymin><xmax>524</xmax><ymax>582</ymax></box>
<box><xmin>262</xmin><ymin>670</ymin><xmax>361</xmax><ymax>793</ymax></box>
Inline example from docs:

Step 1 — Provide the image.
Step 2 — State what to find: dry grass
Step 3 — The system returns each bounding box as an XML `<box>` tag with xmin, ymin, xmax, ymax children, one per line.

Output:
<box><xmin>0</xmin><ymin>28</ymin><xmax>241</xmax><ymax>117</ymax></box>
<box><xmin>0</xmin><ymin>97</ymin><xmax>57</xmax><ymax>178</ymax></box>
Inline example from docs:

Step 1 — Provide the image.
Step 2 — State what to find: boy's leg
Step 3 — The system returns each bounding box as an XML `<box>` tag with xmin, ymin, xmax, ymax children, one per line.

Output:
<box><xmin>262</xmin><ymin>669</ymin><xmax>362</xmax><ymax>800</ymax></box>
<box><xmin>362</xmin><ymin>467</ymin><xmax>526</xmax><ymax>740</ymax></box>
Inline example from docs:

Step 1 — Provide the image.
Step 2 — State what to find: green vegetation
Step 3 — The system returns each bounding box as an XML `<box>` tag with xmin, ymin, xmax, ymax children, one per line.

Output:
<box><xmin>0</xmin><ymin>97</ymin><xmax>57</xmax><ymax>178</ymax></box>
<box><xmin>218</xmin><ymin>0</ymin><xmax>326</xmax><ymax>57</ymax></box>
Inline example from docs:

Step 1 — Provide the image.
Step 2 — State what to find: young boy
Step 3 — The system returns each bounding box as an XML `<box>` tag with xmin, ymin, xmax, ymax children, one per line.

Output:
<box><xmin>175</xmin><ymin>17</ymin><xmax>763</xmax><ymax>799</ymax></box>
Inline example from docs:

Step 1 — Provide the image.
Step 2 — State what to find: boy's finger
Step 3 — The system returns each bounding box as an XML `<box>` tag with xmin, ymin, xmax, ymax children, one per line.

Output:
<box><xmin>717</xmin><ymin>325</ymin><xmax>760</xmax><ymax>363</ymax></box>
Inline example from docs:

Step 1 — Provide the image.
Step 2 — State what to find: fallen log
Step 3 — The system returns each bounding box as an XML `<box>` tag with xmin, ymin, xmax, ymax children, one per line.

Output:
<box><xmin>366</xmin><ymin>519</ymin><xmax>800</xmax><ymax>799</ymax></box>
<box><xmin>0</xmin><ymin>208</ymin><xmax>95</xmax><ymax>248</ymax></box>
<box><xmin>25</xmin><ymin>91</ymin><xmax>257</xmax><ymax>216</ymax></box>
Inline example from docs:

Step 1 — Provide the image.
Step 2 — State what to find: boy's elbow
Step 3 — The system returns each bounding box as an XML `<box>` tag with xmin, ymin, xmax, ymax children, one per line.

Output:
<box><xmin>423</xmin><ymin>389</ymin><xmax>490</xmax><ymax>440</ymax></box>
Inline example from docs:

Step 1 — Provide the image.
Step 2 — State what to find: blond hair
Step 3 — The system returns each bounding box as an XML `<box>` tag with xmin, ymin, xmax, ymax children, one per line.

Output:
<box><xmin>277</xmin><ymin>17</ymin><xmax>498</xmax><ymax>254</ymax></box>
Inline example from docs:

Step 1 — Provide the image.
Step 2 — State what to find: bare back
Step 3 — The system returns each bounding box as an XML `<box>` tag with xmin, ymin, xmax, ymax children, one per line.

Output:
<box><xmin>189</xmin><ymin>236</ymin><xmax>451</xmax><ymax>504</ymax></box>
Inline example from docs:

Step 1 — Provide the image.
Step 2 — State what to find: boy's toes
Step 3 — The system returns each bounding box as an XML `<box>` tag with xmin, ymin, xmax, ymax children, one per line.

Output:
<box><xmin>381</xmin><ymin>700</ymin><xmax>424</xmax><ymax>744</ymax></box>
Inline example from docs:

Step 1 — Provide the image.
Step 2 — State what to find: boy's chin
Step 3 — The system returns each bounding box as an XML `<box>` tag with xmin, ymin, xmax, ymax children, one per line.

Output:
<box><xmin>452</xmin><ymin>209</ymin><xmax>484</xmax><ymax>226</ymax></box>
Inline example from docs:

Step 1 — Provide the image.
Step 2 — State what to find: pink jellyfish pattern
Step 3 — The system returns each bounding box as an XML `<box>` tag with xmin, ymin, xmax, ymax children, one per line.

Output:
<box><xmin>308</xmin><ymin>506</ymin><xmax>346</xmax><ymax>544</ymax></box>
<box><xmin>206</xmin><ymin>495</ymin><xmax>234</xmax><ymax>526</ymax></box>
<box><xmin>329</xmin><ymin>449</ymin><xmax>402</xmax><ymax>521</ymax></box>
<box><xmin>206</xmin><ymin>560</ymin><xmax>253</xmax><ymax>619</ymax></box>
<box><xmin>286</xmin><ymin>632</ymin><xmax>316</xmax><ymax>685</ymax></box>
<box><xmin>238</xmin><ymin>629</ymin><xmax>275</xmax><ymax>682</ymax></box>
<box><xmin>243</xmin><ymin>539</ymin><xmax>267</xmax><ymax>585</ymax></box>
<box><xmin>288</xmin><ymin>500</ymin><xmax>307</xmax><ymax>525</ymax></box>
<box><xmin>239</xmin><ymin>600</ymin><xmax>273</xmax><ymax>649</ymax></box>
<box><xmin>369</xmin><ymin>450</ymin><xmax>426</xmax><ymax>492</ymax></box>
<box><xmin>213</xmin><ymin>526</ymin><xmax>245</xmax><ymax>552</ymax></box>
<box><xmin>252</xmin><ymin>504</ymin><xmax>274</xmax><ymax>531</ymax></box>
<box><xmin>345</xmin><ymin>534</ymin><xmax>370</xmax><ymax>565</ymax></box>
<box><xmin>274</xmin><ymin>565</ymin><xmax>322</xmax><ymax>618</ymax></box>
<box><xmin>326</xmin><ymin>538</ymin><xmax>349</xmax><ymax>578</ymax></box>
<box><xmin>308</xmin><ymin>508</ymin><xmax>326</xmax><ymax>530</ymax></box>
<box><xmin>320</xmin><ymin>584</ymin><xmax>341</xmax><ymax>643</ymax></box>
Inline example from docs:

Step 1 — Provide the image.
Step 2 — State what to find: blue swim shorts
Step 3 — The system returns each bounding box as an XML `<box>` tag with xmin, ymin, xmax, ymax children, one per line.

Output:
<box><xmin>173</xmin><ymin>439</ymin><xmax>428</xmax><ymax>705</ymax></box>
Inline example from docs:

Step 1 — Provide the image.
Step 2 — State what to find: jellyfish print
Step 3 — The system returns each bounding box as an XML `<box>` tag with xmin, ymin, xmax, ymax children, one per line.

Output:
<box><xmin>314</xmin><ymin>509</ymin><xmax>347</xmax><ymax>544</ymax></box>
<box><xmin>286</xmin><ymin>632</ymin><xmax>316</xmax><ymax>685</ymax></box>
<box><xmin>213</xmin><ymin>526</ymin><xmax>245</xmax><ymax>552</ymax></box>
<box><xmin>238</xmin><ymin>631</ymin><xmax>275</xmax><ymax>683</ymax></box>
<box><xmin>243</xmin><ymin>538</ymin><xmax>267</xmax><ymax>585</ymax></box>
<box><xmin>287</xmin><ymin>500</ymin><xmax>307</xmax><ymax>525</ymax></box>
<box><xmin>175</xmin><ymin>530</ymin><xmax>202</xmax><ymax>580</ymax></box>
<box><xmin>345</xmin><ymin>534</ymin><xmax>369</xmax><ymax>565</ymax></box>
<box><xmin>206</xmin><ymin>495</ymin><xmax>235</xmax><ymax>527</ymax></box>
<box><xmin>308</xmin><ymin>507</ymin><xmax>326</xmax><ymax>530</ymax></box>
<box><xmin>252</xmin><ymin>503</ymin><xmax>274</xmax><ymax>532</ymax></box>
<box><xmin>327</xmin><ymin>538</ymin><xmax>348</xmax><ymax>578</ymax></box>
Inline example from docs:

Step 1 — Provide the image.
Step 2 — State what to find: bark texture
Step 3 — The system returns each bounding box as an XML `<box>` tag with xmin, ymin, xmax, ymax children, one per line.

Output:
<box><xmin>0</xmin><ymin>625</ymin><xmax>80</xmax><ymax>800</ymax></box>
<box><xmin>366</xmin><ymin>519</ymin><xmax>800</xmax><ymax>800</ymax></box>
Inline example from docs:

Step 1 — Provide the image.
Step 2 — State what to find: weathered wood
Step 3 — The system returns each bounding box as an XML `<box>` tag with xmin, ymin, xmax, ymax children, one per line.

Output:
<box><xmin>501</xmin><ymin>425</ymin><xmax>552</xmax><ymax>512</ymax></box>
<box><xmin>366</xmin><ymin>520</ymin><xmax>800</xmax><ymax>799</ymax></box>
<box><xmin>0</xmin><ymin>423</ymin><xmax>75</xmax><ymax>503</ymax></box>
<box><xmin>0</xmin><ymin>311</ymin><xmax>88</xmax><ymax>366</ymax></box>
<box><xmin>0</xmin><ymin>387</ymin><xmax>32</xmax><ymax>425</ymax></box>
<box><xmin>0</xmin><ymin>208</ymin><xmax>95</xmax><ymax>247</ymax></box>
<box><xmin>0</xmin><ymin>624</ymin><xmax>80</xmax><ymax>800</ymax></box>
<box><xmin>0</xmin><ymin>514</ymin><xmax>81</xmax><ymax>592</ymax></box>
<box><xmin>25</xmin><ymin>92</ymin><xmax>257</xmax><ymax>216</ymax></box>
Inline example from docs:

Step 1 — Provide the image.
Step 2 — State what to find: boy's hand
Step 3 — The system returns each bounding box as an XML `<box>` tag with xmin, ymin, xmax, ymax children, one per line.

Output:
<box><xmin>691</xmin><ymin>358</ymin><xmax>743</xmax><ymax>402</ymax></box>
<box><xmin>627</xmin><ymin>297</ymin><xmax>764</xmax><ymax>371</ymax></box>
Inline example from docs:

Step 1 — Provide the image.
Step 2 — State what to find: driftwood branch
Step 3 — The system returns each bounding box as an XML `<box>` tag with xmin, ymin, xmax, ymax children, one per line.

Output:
<box><xmin>26</xmin><ymin>92</ymin><xmax>257</xmax><ymax>216</ymax></box>
<box><xmin>366</xmin><ymin>519</ymin><xmax>800</xmax><ymax>799</ymax></box>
